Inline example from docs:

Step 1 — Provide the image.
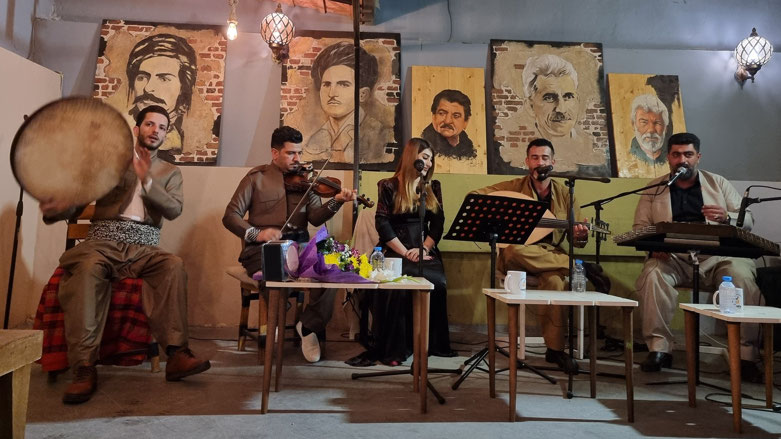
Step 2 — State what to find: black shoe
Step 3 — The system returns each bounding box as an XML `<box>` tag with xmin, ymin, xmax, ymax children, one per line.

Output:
<box><xmin>345</xmin><ymin>351</ymin><xmax>376</xmax><ymax>367</ymax></box>
<box><xmin>545</xmin><ymin>348</ymin><xmax>579</xmax><ymax>375</ymax></box>
<box><xmin>640</xmin><ymin>351</ymin><xmax>672</xmax><ymax>372</ymax></box>
<box><xmin>740</xmin><ymin>360</ymin><xmax>764</xmax><ymax>384</ymax></box>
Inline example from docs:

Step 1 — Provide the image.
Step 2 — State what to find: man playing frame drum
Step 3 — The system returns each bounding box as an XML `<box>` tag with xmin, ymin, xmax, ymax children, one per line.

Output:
<box><xmin>36</xmin><ymin>104</ymin><xmax>210</xmax><ymax>404</ymax></box>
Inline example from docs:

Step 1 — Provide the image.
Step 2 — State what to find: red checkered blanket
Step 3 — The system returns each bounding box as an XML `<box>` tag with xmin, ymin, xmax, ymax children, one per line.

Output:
<box><xmin>33</xmin><ymin>267</ymin><xmax>152</xmax><ymax>371</ymax></box>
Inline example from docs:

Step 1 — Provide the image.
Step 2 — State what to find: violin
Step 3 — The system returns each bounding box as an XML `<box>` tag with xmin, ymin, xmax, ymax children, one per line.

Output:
<box><xmin>284</xmin><ymin>163</ymin><xmax>375</xmax><ymax>208</ymax></box>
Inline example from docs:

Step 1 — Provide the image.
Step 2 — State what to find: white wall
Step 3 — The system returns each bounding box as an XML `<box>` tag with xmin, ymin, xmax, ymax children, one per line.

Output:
<box><xmin>0</xmin><ymin>0</ymin><xmax>37</xmax><ymax>57</ymax></box>
<box><xmin>0</xmin><ymin>47</ymin><xmax>61</xmax><ymax>328</ymax></box>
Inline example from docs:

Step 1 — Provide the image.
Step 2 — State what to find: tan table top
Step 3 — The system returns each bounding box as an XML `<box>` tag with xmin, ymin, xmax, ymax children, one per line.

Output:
<box><xmin>265</xmin><ymin>277</ymin><xmax>434</xmax><ymax>290</ymax></box>
<box><xmin>680</xmin><ymin>303</ymin><xmax>781</xmax><ymax>323</ymax></box>
<box><xmin>483</xmin><ymin>289</ymin><xmax>638</xmax><ymax>307</ymax></box>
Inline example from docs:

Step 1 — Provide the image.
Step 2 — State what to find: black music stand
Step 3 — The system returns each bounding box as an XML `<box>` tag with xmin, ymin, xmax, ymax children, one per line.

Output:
<box><xmin>444</xmin><ymin>193</ymin><xmax>557</xmax><ymax>389</ymax></box>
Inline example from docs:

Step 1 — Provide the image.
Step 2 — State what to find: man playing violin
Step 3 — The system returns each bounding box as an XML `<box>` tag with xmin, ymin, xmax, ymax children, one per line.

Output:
<box><xmin>222</xmin><ymin>125</ymin><xmax>356</xmax><ymax>363</ymax></box>
<box><xmin>472</xmin><ymin>138</ymin><xmax>588</xmax><ymax>375</ymax></box>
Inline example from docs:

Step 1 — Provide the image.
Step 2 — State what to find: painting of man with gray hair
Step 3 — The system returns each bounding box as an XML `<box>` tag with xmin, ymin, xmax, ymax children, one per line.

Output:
<box><xmin>607</xmin><ymin>73</ymin><xmax>686</xmax><ymax>178</ymax></box>
<box><xmin>489</xmin><ymin>41</ymin><xmax>611</xmax><ymax>177</ymax></box>
<box><xmin>629</xmin><ymin>94</ymin><xmax>669</xmax><ymax>165</ymax></box>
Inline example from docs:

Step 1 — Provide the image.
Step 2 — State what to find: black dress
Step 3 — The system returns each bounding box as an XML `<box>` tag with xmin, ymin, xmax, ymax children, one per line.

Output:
<box><xmin>362</xmin><ymin>177</ymin><xmax>453</xmax><ymax>365</ymax></box>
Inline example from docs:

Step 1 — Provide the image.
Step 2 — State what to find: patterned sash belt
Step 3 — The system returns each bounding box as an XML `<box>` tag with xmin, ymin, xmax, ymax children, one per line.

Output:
<box><xmin>86</xmin><ymin>220</ymin><xmax>160</xmax><ymax>246</ymax></box>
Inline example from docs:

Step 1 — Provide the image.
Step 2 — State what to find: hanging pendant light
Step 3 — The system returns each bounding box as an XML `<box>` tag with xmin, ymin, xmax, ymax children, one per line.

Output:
<box><xmin>226</xmin><ymin>0</ymin><xmax>239</xmax><ymax>41</ymax></box>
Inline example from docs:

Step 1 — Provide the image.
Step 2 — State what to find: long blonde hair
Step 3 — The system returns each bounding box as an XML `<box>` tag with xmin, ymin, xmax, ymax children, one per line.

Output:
<box><xmin>392</xmin><ymin>138</ymin><xmax>441</xmax><ymax>214</ymax></box>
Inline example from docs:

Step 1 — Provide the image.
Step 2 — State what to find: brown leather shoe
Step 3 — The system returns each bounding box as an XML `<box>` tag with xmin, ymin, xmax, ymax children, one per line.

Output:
<box><xmin>62</xmin><ymin>364</ymin><xmax>97</xmax><ymax>404</ymax></box>
<box><xmin>165</xmin><ymin>347</ymin><xmax>211</xmax><ymax>381</ymax></box>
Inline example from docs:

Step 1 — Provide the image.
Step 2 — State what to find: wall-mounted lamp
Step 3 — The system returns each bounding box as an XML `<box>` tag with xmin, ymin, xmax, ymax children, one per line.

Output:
<box><xmin>735</xmin><ymin>28</ymin><xmax>773</xmax><ymax>83</ymax></box>
<box><xmin>226</xmin><ymin>0</ymin><xmax>239</xmax><ymax>40</ymax></box>
<box><xmin>260</xmin><ymin>3</ymin><xmax>295</xmax><ymax>63</ymax></box>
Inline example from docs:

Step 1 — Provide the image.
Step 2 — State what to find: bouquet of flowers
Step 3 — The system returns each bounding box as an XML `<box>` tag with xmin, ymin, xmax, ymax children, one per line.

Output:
<box><xmin>318</xmin><ymin>236</ymin><xmax>373</xmax><ymax>279</ymax></box>
<box><xmin>254</xmin><ymin>225</ymin><xmax>373</xmax><ymax>283</ymax></box>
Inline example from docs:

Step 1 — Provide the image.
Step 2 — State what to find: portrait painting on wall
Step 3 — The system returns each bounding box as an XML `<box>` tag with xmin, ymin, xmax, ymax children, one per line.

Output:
<box><xmin>281</xmin><ymin>31</ymin><xmax>401</xmax><ymax>171</ymax></box>
<box><xmin>607</xmin><ymin>73</ymin><xmax>686</xmax><ymax>178</ymax></box>
<box><xmin>92</xmin><ymin>20</ymin><xmax>225</xmax><ymax>165</ymax></box>
<box><xmin>489</xmin><ymin>39</ymin><xmax>611</xmax><ymax>177</ymax></box>
<box><xmin>410</xmin><ymin>66</ymin><xmax>486</xmax><ymax>174</ymax></box>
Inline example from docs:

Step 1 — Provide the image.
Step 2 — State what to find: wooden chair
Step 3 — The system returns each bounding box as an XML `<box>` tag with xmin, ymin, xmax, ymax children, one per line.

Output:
<box><xmin>33</xmin><ymin>205</ymin><xmax>160</xmax><ymax>380</ymax></box>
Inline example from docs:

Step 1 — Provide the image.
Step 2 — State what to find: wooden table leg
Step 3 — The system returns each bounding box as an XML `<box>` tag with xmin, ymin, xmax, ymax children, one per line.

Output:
<box><xmin>684</xmin><ymin>309</ymin><xmax>697</xmax><ymax>408</ymax></box>
<box><xmin>764</xmin><ymin>323</ymin><xmax>773</xmax><ymax>408</ymax></box>
<box><xmin>420</xmin><ymin>292</ymin><xmax>430</xmax><ymax>414</ymax></box>
<box><xmin>487</xmin><ymin>295</ymin><xmax>496</xmax><ymax>399</ymax></box>
<box><xmin>274</xmin><ymin>290</ymin><xmax>287</xmax><ymax>392</ymax></box>
<box><xmin>412</xmin><ymin>291</ymin><xmax>420</xmax><ymax>393</ymax></box>
<box><xmin>508</xmin><ymin>304</ymin><xmax>519</xmax><ymax>422</ymax></box>
<box><xmin>261</xmin><ymin>288</ymin><xmax>279</xmax><ymax>414</ymax></box>
<box><xmin>590</xmin><ymin>306</ymin><xmax>597</xmax><ymax>399</ymax></box>
<box><xmin>727</xmin><ymin>322</ymin><xmax>742</xmax><ymax>434</ymax></box>
<box><xmin>0</xmin><ymin>363</ymin><xmax>33</xmax><ymax>439</ymax></box>
<box><xmin>623</xmin><ymin>307</ymin><xmax>634</xmax><ymax>423</ymax></box>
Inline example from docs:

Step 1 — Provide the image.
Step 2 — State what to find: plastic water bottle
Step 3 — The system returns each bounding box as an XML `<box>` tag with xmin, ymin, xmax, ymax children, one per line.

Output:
<box><xmin>370</xmin><ymin>247</ymin><xmax>385</xmax><ymax>271</ymax></box>
<box><xmin>716</xmin><ymin>276</ymin><xmax>737</xmax><ymax>314</ymax></box>
<box><xmin>572</xmin><ymin>259</ymin><xmax>586</xmax><ymax>293</ymax></box>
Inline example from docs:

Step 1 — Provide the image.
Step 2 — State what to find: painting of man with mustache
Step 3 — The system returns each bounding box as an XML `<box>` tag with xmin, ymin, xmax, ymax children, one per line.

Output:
<box><xmin>410</xmin><ymin>66</ymin><xmax>487</xmax><ymax>174</ymax></box>
<box><xmin>125</xmin><ymin>33</ymin><xmax>197</xmax><ymax>162</ymax></box>
<box><xmin>93</xmin><ymin>20</ymin><xmax>225</xmax><ymax>165</ymax></box>
<box><xmin>281</xmin><ymin>32</ymin><xmax>401</xmax><ymax>171</ymax></box>
<box><xmin>607</xmin><ymin>73</ymin><xmax>686</xmax><ymax>178</ymax></box>
<box><xmin>489</xmin><ymin>40</ymin><xmax>611</xmax><ymax>177</ymax></box>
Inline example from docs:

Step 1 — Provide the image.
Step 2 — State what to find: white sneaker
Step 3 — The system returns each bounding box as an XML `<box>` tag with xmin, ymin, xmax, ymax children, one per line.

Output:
<box><xmin>296</xmin><ymin>321</ymin><xmax>321</xmax><ymax>363</ymax></box>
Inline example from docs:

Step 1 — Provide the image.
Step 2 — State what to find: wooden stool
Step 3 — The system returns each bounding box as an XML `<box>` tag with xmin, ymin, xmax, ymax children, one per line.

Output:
<box><xmin>225</xmin><ymin>266</ymin><xmax>305</xmax><ymax>363</ymax></box>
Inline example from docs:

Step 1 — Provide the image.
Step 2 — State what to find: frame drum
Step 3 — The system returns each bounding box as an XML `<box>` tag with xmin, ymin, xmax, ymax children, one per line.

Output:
<box><xmin>11</xmin><ymin>97</ymin><xmax>133</xmax><ymax>206</ymax></box>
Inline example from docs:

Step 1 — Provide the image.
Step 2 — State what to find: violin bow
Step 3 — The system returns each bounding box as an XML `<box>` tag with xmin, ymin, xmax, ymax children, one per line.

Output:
<box><xmin>279</xmin><ymin>155</ymin><xmax>333</xmax><ymax>235</ymax></box>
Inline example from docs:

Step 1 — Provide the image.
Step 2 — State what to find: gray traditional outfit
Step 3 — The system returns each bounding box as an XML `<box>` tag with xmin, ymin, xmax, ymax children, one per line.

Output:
<box><xmin>222</xmin><ymin>162</ymin><xmax>343</xmax><ymax>334</ymax></box>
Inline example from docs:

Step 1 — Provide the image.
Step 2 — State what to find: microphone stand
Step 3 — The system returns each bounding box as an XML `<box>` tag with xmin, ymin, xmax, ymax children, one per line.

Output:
<box><xmin>3</xmin><ymin>187</ymin><xmax>23</xmax><ymax>329</ymax></box>
<box><xmin>351</xmin><ymin>170</ymin><xmax>460</xmax><ymax>404</ymax></box>
<box><xmin>560</xmin><ymin>175</ymin><xmax>612</xmax><ymax>398</ymax></box>
<box><xmin>577</xmin><ymin>179</ymin><xmax>670</xmax><ymax>367</ymax></box>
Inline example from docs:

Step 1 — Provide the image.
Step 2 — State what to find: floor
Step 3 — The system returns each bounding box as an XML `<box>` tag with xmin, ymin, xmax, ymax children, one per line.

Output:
<box><xmin>24</xmin><ymin>326</ymin><xmax>781</xmax><ymax>439</ymax></box>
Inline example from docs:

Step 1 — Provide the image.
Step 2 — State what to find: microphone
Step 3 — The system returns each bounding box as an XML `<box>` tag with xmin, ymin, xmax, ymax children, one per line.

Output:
<box><xmin>413</xmin><ymin>159</ymin><xmax>425</xmax><ymax>173</ymax></box>
<box><xmin>535</xmin><ymin>165</ymin><xmax>554</xmax><ymax>181</ymax></box>
<box><xmin>736</xmin><ymin>188</ymin><xmax>750</xmax><ymax>228</ymax></box>
<box><xmin>666</xmin><ymin>166</ymin><xmax>689</xmax><ymax>187</ymax></box>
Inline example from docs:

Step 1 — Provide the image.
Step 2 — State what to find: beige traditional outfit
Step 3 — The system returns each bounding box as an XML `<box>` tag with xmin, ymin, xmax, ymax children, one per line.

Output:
<box><xmin>473</xmin><ymin>175</ymin><xmax>582</xmax><ymax>350</ymax></box>
<box><xmin>633</xmin><ymin>170</ymin><xmax>761</xmax><ymax>360</ymax></box>
<box><xmin>46</xmin><ymin>153</ymin><xmax>187</xmax><ymax>367</ymax></box>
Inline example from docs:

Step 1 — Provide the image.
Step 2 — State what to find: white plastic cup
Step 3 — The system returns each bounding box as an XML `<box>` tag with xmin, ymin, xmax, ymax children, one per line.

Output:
<box><xmin>383</xmin><ymin>258</ymin><xmax>403</xmax><ymax>278</ymax></box>
<box><xmin>505</xmin><ymin>270</ymin><xmax>527</xmax><ymax>296</ymax></box>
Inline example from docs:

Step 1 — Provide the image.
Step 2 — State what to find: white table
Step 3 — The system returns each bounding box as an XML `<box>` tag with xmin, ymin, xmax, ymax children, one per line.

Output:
<box><xmin>483</xmin><ymin>289</ymin><xmax>638</xmax><ymax>422</ymax></box>
<box><xmin>680</xmin><ymin>303</ymin><xmax>781</xmax><ymax>433</ymax></box>
<box><xmin>261</xmin><ymin>278</ymin><xmax>434</xmax><ymax>414</ymax></box>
